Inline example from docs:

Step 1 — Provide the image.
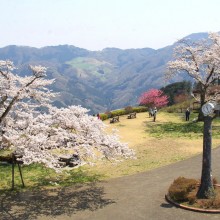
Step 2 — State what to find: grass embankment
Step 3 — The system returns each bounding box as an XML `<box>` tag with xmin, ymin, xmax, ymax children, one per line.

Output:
<box><xmin>1</xmin><ymin>111</ymin><xmax>220</xmax><ymax>191</ymax></box>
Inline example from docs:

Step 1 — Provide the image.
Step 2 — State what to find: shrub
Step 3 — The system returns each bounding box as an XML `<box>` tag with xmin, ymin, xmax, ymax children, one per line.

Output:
<box><xmin>212</xmin><ymin>197</ymin><xmax>220</xmax><ymax>208</ymax></box>
<box><xmin>133</xmin><ymin>106</ymin><xmax>148</xmax><ymax>113</ymax></box>
<box><xmin>124</xmin><ymin>106</ymin><xmax>133</xmax><ymax>114</ymax></box>
<box><xmin>111</xmin><ymin>109</ymin><xmax>126</xmax><ymax>117</ymax></box>
<box><xmin>163</xmin><ymin>106</ymin><xmax>177</xmax><ymax>113</ymax></box>
<box><xmin>197</xmin><ymin>199</ymin><xmax>214</xmax><ymax>209</ymax></box>
<box><xmin>100</xmin><ymin>113</ymin><xmax>108</xmax><ymax>121</ymax></box>
<box><xmin>168</xmin><ymin>177</ymin><xmax>198</xmax><ymax>202</ymax></box>
<box><xmin>105</xmin><ymin>111</ymin><xmax>113</xmax><ymax>118</ymax></box>
<box><xmin>187</xmin><ymin>190</ymin><xmax>197</xmax><ymax>204</ymax></box>
<box><xmin>162</xmin><ymin>100</ymin><xmax>191</xmax><ymax>113</ymax></box>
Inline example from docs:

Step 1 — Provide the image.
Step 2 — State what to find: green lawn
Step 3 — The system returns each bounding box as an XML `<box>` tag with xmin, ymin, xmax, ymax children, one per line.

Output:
<box><xmin>1</xmin><ymin>112</ymin><xmax>220</xmax><ymax>192</ymax></box>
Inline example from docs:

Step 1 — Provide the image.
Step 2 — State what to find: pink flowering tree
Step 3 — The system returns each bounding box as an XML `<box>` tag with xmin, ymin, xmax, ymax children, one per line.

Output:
<box><xmin>138</xmin><ymin>89</ymin><xmax>168</xmax><ymax>108</ymax></box>
<box><xmin>0</xmin><ymin>60</ymin><xmax>135</xmax><ymax>173</ymax></box>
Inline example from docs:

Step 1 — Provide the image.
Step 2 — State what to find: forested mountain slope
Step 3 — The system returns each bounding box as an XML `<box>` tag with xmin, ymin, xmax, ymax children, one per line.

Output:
<box><xmin>0</xmin><ymin>32</ymin><xmax>208</xmax><ymax>113</ymax></box>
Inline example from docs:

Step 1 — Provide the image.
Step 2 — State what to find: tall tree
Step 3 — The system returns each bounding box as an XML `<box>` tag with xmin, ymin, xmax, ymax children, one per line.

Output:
<box><xmin>161</xmin><ymin>81</ymin><xmax>192</xmax><ymax>105</ymax></box>
<box><xmin>166</xmin><ymin>32</ymin><xmax>220</xmax><ymax>121</ymax></box>
<box><xmin>138</xmin><ymin>89</ymin><xmax>168</xmax><ymax>108</ymax></box>
<box><xmin>166</xmin><ymin>32</ymin><xmax>220</xmax><ymax>198</ymax></box>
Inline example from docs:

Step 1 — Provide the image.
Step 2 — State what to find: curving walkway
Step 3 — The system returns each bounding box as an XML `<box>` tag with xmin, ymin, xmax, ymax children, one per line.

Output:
<box><xmin>64</xmin><ymin>146</ymin><xmax>220</xmax><ymax>220</ymax></box>
<box><xmin>1</xmin><ymin>147</ymin><xmax>220</xmax><ymax>220</ymax></box>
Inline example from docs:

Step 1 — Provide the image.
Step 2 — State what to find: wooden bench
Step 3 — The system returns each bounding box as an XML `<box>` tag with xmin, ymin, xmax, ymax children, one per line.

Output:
<box><xmin>110</xmin><ymin>116</ymin><xmax>119</xmax><ymax>123</ymax></box>
<box><xmin>59</xmin><ymin>154</ymin><xmax>81</xmax><ymax>167</ymax></box>
<box><xmin>127</xmin><ymin>112</ymin><xmax>136</xmax><ymax>119</ymax></box>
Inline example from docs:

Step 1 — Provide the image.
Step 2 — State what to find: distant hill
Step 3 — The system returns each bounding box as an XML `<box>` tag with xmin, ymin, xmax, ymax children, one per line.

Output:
<box><xmin>0</xmin><ymin>32</ymin><xmax>210</xmax><ymax>114</ymax></box>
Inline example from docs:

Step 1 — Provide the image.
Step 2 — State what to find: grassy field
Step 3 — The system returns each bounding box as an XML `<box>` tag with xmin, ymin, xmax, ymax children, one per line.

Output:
<box><xmin>1</xmin><ymin>111</ymin><xmax>220</xmax><ymax>191</ymax></box>
<box><xmin>84</xmin><ymin>111</ymin><xmax>220</xmax><ymax>179</ymax></box>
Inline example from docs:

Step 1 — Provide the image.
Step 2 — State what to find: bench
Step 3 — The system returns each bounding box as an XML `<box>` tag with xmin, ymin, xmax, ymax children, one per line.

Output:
<box><xmin>59</xmin><ymin>154</ymin><xmax>81</xmax><ymax>167</ymax></box>
<box><xmin>110</xmin><ymin>116</ymin><xmax>120</xmax><ymax>123</ymax></box>
<box><xmin>127</xmin><ymin>112</ymin><xmax>136</xmax><ymax>119</ymax></box>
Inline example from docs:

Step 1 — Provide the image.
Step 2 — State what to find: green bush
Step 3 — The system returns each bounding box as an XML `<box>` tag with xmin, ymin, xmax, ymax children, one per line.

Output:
<box><xmin>100</xmin><ymin>113</ymin><xmax>109</xmax><ymax>121</ymax></box>
<box><xmin>163</xmin><ymin>106</ymin><xmax>177</xmax><ymax>113</ymax></box>
<box><xmin>105</xmin><ymin>111</ymin><xmax>113</xmax><ymax>118</ymax></box>
<box><xmin>162</xmin><ymin>101</ymin><xmax>191</xmax><ymax>113</ymax></box>
<box><xmin>168</xmin><ymin>177</ymin><xmax>198</xmax><ymax>202</ymax></box>
<box><xmin>132</xmin><ymin>106</ymin><xmax>148</xmax><ymax>113</ymax></box>
<box><xmin>124</xmin><ymin>106</ymin><xmax>133</xmax><ymax>114</ymax></box>
<box><xmin>111</xmin><ymin>109</ymin><xmax>126</xmax><ymax>117</ymax></box>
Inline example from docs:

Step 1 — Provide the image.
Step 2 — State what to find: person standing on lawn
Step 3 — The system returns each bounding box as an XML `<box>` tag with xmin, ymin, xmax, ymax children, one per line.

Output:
<box><xmin>185</xmin><ymin>108</ymin><xmax>190</xmax><ymax>121</ymax></box>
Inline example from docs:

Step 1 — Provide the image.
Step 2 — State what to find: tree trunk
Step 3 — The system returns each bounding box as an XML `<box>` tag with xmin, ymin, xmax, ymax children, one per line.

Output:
<box><xmin>197</xmin><ymin>89</ymin><xmax>206</xmax><ymax>121</ymax></box>
<box><xmin>196</xmin><ymin>116</ymin><xmax>214</xmax><ymax>198</ymax></box>
<box><xmin>198</xmin><ymin>108</ymin><xmax>204</xmax><ymax>122</ymax></box>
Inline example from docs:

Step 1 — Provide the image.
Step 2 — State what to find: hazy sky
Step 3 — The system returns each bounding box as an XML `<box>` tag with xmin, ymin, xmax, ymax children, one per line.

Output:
<box><xmin>1</xmin><ymin>0</ymin><xmax>220</xmax><ymax>50</ymax></box>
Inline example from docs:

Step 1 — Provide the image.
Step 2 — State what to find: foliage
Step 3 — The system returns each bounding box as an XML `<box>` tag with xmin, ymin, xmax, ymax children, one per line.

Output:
<box><xmin>167</xmin><ymin>32</ymin><xmax>220</xmax><ymax>198</ymax></box>
<box><xmin>100</xmin><ymin>113</ymin><xmax>109</xmax><ymax>121</ymax></box>
<box><xmin>1</xmin><ymin>111</ymin><xmax>220</xmax><ymax>190</ymax></box>
<box><xmin>132</xmin><ymin>106</ymin><xmax>148</xmax><ymax>113</ymax></box>
<box><xmin>124</xmin><ymin>106</ymin><xmax>133</xmax><ymax>114</ymax></box>
<box><xmin>161</xmin><ymin>81</ymin><xmax>192</xmax><ymax>105</ymax></box>
<box><xmin>168</xmin><ymin>177</ymin><xmax>198</xmax><ymax>202</ymax></box>
<box><xmin>138</xmin><ymin>89</ymin><xmax>168</xmax><ymax>108</ymax></box>
<box><xmin>0</xmin><ymin>41</ymin><xmax>198</xmax><ymax>114</ymax></box>
<box><xmin>0</xmin><ymin>60</ymin><xmax>135</xmax><ymax>172</ymax></box>
<box><xmin>162</xmin><ymin>100</ymin><xmax>191</xmax><ymax>113</ymax></box>
<box><xmin>166</xmin><ymin>32</ymin><xmax>220</xmax><ymax>108</ymax></box>
<box><xmin>168</xmin><ymin>176</ymin><xmax>220</xmax><ymax>209</ymax></box>
<box><xmin>111</xmin><ymin>109</ymin><xmax>126</xmax><ymax>117</ymax></box>
<box><xmin>174</xmin><ymin>93</ymin><xmax>188</xmax><ymax>104</ymax></box>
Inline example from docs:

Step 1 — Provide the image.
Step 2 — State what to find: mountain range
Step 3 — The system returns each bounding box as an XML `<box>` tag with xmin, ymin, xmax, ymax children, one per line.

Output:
<box><xmin>0</xmin><ymin>32</ymin><xmax>209</xmax><ymax>114</ymax></box>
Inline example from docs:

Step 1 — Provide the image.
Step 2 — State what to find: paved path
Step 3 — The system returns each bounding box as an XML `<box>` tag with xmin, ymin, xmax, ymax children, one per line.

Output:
<box><xmin>1</xmin><ymin>147</ymin><xmax>220</xmax><ymax>220</ymax></box>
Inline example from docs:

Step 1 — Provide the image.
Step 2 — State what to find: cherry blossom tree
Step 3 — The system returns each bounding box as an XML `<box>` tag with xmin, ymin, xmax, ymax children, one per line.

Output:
<box><xmin>0</xmin><ymin>60</ymin><xmax>56</xmax><ymax>143</ymax></box>
<box><xmin>138</xmin><ymin>89</ymin><xmax>168</xmax><ymax>108</ymax></box>
<box><xmin>166</xmin><ymin>32</ymin><xmax>220</xmax><ymax>121</ymax></box>
<box><xmin>0</xmin><ymin>60</ymin><xmax>135</xmax><ymax>173</ymax></box>
<box><xmin>166</xmin><ymin>32</ymin><xmax>220</xmax><ymax>199</ymax></box>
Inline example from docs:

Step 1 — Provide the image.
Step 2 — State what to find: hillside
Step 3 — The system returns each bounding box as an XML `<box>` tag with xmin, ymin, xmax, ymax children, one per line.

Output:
<box><xmin>0</xmin><ymin>32</ymin><xmax>209</xmax><ymax>114</ymax></box>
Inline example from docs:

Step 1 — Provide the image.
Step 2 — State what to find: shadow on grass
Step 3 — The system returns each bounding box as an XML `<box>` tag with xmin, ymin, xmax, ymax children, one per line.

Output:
<box><xmin>0</xmin><ymin>163</ymin><xmax>104</xmax><ymax>191</ymax></box>
<box><xmin>146</xmin><ymin>122</ymin><xmax>204</xmax><ymax>138</ymax></box>
<box><xmin>0</xmin><ymin>182</ymin><xmax>115</xmax><ymax>220</ymax></box>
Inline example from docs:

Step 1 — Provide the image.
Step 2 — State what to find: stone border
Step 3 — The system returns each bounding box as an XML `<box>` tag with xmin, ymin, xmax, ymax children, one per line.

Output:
<box><xmin>165</xmin><ymin>193</ymin><xmax>220</xmax><ymax>214</ymax></box>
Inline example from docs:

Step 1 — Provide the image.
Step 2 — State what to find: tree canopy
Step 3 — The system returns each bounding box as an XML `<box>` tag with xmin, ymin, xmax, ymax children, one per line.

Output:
<box><xmin>161</xmin><ymin>81</ymin><xmax>192</xmax><ymax>105</ymax></box>
<box><xmin>0</xmin><ymin>60</ymin><xmax>135</xmax><ymax>171</ymax></box>
<box><xmin>138</xmin><ymin>89</ymin><xmax>168</xmax><ymax>108</ymax></box>
<box><xmin>166</xmin><ymin>32</ymin><xmax>220</xmax><ymax>109</ymax></box>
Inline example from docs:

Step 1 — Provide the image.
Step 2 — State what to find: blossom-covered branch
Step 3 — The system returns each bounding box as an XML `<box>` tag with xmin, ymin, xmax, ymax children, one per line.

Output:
<box><xmin>0</xmin><ymin>60</ymin><xmax>135</xmax><ymax>171</ymax></box>
<box><xmin>166</xmin><ymin>32</ymin><xmax>220</xmax><ymax>107</ymax></box>
<box><xmin>138</xmin><ymin>89</ymin><xmax>168</xmax><ymax>108</ymax></box>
